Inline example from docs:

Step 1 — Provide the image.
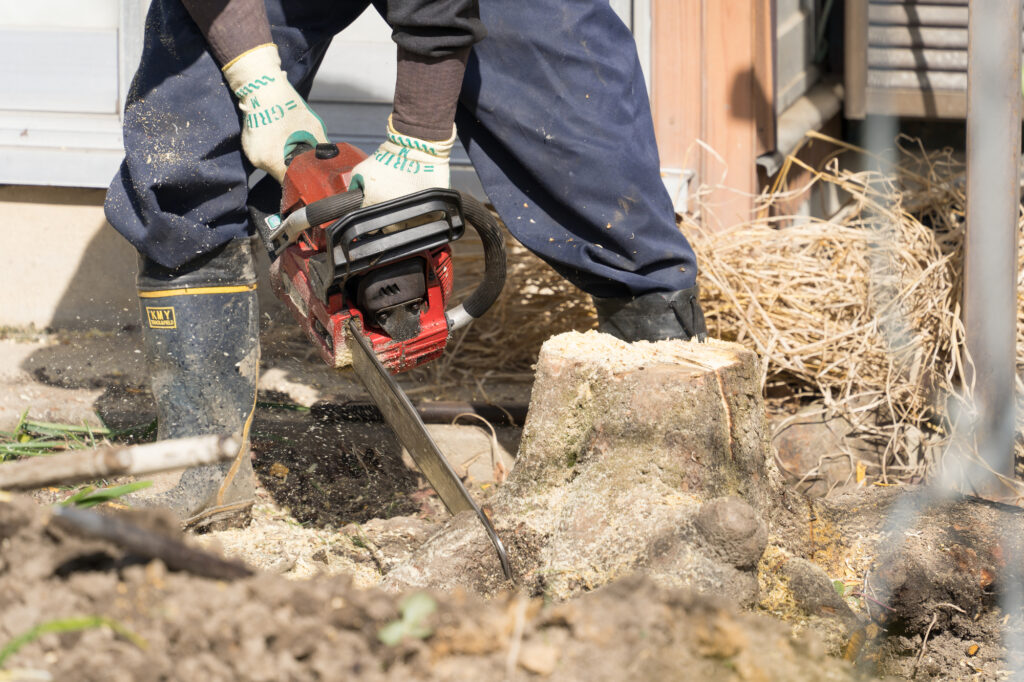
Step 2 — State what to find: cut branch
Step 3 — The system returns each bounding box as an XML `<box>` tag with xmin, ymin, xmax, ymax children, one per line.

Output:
<box><xmin>0</xmin><ymin>435</ymin><xmax>241</xmax><ymax>491</ymax></box>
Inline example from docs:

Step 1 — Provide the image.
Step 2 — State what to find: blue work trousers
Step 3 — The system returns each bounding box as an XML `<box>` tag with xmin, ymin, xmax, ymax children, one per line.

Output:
<box><xmin>105</xmin><ymin>0</ymin><xmax>698</xmax><ymax>297</ymax></box>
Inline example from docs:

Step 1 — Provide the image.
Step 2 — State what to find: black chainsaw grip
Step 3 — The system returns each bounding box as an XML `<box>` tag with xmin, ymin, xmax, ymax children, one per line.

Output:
<box><xmin>460</xmin><ymin>194</ymin><xmax>507</xmax><ymax>319</ymax></box>
<box><xmin>305</xmin><ymin>189</ymin><xmax>364</xmax><ymax>227</ymax></box>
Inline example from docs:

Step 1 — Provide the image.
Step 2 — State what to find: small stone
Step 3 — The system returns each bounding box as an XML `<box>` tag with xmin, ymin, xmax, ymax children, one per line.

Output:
<box><xmin>781</xmin><ymin>557</ymin><xmax>855</xmax><ymax>622</ymax></box>
<box><xmin>262</xmin><ymin>554</ymin><xmax>297</xmax><ymax>574</ymax></box>
<box><xmin>695</xmin><ymin>497</ymin><xmax>768</xmax><ymax>569</ymax></box>
<box><xmin>518</xmin><ymin>641</ymin><xmax>561</xmax><ymax>675</ymax></box>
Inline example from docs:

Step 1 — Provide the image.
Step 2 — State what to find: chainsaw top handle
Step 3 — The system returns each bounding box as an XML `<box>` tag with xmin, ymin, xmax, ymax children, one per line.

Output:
<box><xmin>305</xmin><ymin>189</ymin><xmax>365</xmax><ymax>228</ymax></box>
<box><xmin>447</xmin><ymin>192</ymin><xmax>506</xmax><ymax>332</ymax></box>
<box><xmin>263</xmin><ymin>188</ymin><xmax>365</xmax><ymax>256</ymax></box>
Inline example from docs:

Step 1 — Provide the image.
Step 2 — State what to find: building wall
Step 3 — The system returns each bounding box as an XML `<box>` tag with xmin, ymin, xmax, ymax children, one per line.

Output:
<box><xmin>0</xmin><ymin>186</ymin><xmax>137</xmax><ymax>330</ymax></box>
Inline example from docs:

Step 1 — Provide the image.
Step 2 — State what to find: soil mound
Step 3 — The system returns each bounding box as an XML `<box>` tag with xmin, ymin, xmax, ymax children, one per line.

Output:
<box><xmin>0</xmin><ymin>495</ymin><xmax>859</xmax><ymax>681</ymax></box>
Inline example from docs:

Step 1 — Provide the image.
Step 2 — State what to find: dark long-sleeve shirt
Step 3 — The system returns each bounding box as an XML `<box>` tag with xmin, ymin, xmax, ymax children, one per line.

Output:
<box><xmin>180</xmin><ymin>0</ymin><xmax>483</xmax><ymax>65</ymax></box>
<box><xmin>180</xmin><ymin>0</ymin><xmax>481</xmax><ymax>141</ymax></box>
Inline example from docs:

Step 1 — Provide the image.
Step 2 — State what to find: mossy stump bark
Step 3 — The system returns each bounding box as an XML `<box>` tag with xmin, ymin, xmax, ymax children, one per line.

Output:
<box><xmin>386</xmin><ymin>331</ymin><xmax>778</xmax><ymax>600</ymax></box>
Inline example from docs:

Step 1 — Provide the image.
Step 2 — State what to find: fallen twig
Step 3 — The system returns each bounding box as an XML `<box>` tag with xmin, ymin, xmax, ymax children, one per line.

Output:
<box><xmin>0</xmin><ymin>435</ymin><xmax>240</xmax><ymax>491</ymax></box>
<box><xmin>504</xmin><ymin>595</ymin><xmax>530</xmax><ymax>678</ymax></box>
<box><xmin>912</xmin><ymin>612</ymin><xmax>940</xmax><ymax>679</ymax></box>
<box><xmin>852</xmin><ymin>591</ymin><xmax>896</xmax><ymax>613</ymax></box>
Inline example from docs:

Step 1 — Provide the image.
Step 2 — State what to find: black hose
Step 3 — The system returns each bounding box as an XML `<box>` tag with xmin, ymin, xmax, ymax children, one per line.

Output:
<box><xmin>305</xmin><ymin>188</ymin><xmax>364</xmax><ymax>227</ymax></box>
<box><xmin>311</xmin><ymin>399</ymin><xmax>528</xmax><ymax>427</ymax></box>
<box><xmin>459</xmin><ymin>193</ymin><xmax>507</xmax><ymax>319</ymax></box>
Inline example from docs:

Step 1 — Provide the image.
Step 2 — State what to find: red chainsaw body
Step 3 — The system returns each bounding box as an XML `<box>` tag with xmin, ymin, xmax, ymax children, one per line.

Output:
<box><xmin>268</xmin><ymin>143</ymin><xmax>454</xmax><ymax>373</ymax></box>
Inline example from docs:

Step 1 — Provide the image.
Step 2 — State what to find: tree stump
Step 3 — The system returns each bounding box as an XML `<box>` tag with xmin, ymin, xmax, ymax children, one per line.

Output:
<box><xmin>385</xmin><ymin>331</ymin><xmax>779</xmax><ymax>601</ymax></box>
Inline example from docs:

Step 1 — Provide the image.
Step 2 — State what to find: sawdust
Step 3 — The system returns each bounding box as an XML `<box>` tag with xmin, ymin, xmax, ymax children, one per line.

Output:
<box><xmin>541</xmin><ymin>330</ymin><xmax>742</xmax><ymax>374</ymax></box>
<box><xmin>195</xmin><ymin>502</ymin><xmax>382</xmax><ymax>585</ymax></box>
<box><xmin>757</xmin><ymin>543</ymin><xmax>804</xmax><ymax>620</ymax></box>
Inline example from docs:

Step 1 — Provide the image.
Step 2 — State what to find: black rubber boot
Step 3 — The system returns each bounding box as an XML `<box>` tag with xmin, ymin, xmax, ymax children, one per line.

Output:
<box><xmin>132</xmin><ymin>238</ymin><xmax>260</xmax><ymax>530</ymax></box>
<box><xmin>593</xmin><ymin>285</ymin><xmax>708</xmax><ymax>342</ymax></box>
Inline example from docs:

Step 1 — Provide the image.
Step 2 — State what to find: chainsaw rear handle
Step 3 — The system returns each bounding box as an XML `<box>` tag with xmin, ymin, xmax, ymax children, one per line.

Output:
<box><xmin>445</xmin><ymin>193</ymin><xmax>506</xmax><ymax>333</ymax></box>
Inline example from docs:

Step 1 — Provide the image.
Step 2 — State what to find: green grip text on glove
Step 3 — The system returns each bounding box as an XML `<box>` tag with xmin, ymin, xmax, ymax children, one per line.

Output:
<box><xmin>350</xmin><ymin>116</ymin><xmax>456</xmax><ymax>206</ymax></box>
<box><xmin>222</xmin><ymin>44</ymin><xmax>329</xmax><ymax>182</ymax></box>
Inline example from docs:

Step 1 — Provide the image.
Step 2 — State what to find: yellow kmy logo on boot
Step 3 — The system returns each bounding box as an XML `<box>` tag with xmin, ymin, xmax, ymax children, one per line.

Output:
<box><xmin>146</xmin><ymin>306</ymin><xmax>177</xmax><ymax>329</ymax></box>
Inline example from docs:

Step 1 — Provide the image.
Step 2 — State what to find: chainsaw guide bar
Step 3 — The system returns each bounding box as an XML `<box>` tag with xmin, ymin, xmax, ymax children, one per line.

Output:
<box><xmin>346</xmin><ymin>320</ymin><xmax>513</xmax><ymax>581</ymax></box>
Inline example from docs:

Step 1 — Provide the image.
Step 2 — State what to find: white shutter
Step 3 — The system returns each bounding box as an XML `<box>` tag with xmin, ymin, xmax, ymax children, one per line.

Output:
<box><xmin>0</xmin><ymin>0</ymin><xmax>145</xmax><ymax>188</ymax></box>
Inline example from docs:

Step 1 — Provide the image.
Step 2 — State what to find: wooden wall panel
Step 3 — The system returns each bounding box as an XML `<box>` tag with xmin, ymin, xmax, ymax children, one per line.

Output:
<box><xmin>704</xmin><ymin>0</ymin><xmax>759</xmax><ymax>229</ymax></box>
<box><xmin>651</xmin><ymin>0</ymin><xmax>703</xmax><ymax>172</ymax></box>
<box><xmin>652</xmin><ymin>0</ymin><xmax>776</xmax><ymax>231</ymax></box>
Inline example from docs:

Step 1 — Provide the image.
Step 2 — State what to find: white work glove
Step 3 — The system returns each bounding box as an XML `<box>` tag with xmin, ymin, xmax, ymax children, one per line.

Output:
<box><xmin>350</xmin><ymin>116</ymin><xmax>456</xmax><ymax>206</ymax></box>
<box><xmin>222</xmin><ymin>44</ymin><xmax>329</xmax><ymax>182</ymax></box>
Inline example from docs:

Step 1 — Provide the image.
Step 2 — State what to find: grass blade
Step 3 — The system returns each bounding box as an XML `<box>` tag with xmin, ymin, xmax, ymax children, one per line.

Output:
<box><xmin>0</xmin><ymin>616</ymin><xmax>146</xmax><ymax>667</ymax></box>
<box><xmin>19</xmin><ymin>420</ymin><xmax>111</xmax><ymax>438</ymax></box>
<box><xmin>60</xmin><ymin>481</ymin><xmax>153</xmax><ymax>509</ymax></box>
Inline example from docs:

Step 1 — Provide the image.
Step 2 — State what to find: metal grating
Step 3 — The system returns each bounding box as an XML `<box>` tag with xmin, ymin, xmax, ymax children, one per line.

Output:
<box><xmin>867</xmin><ymin>1</ymin><xmax>968</xmax><ymax>96</ymax></box>
<box><xmin>845</xmin><ymin>0</ymin><xmax>1023</xmax><ymax>119</ymax></box>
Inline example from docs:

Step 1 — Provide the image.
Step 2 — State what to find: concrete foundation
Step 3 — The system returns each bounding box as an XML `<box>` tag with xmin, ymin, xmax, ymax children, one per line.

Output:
<box><xmin>0</xmin><ymin>186</ymin><xmax>136</xmax><ymax>330</ymax></box>
<box><xmin>0</xmin><ymin>185</ymin><xmax>289</xmax><ymax>331</ymax></box>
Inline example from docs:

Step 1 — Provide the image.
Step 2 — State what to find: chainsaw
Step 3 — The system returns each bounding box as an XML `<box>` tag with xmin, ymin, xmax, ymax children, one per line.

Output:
<box><xmin>254</xmin><ymin>141</ymin><xmax>511</xmax><ymax>580</ymax></box>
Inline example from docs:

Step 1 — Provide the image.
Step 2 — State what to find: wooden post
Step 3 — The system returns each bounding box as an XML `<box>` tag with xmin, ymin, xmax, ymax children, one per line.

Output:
<box><xmin>651</xmin><ymin>0</ymin><xmax>703</xmax><ymax>174</ymax></box>
<box><xmin>963</xmin><ymin>0</ymin><xmax>1022</xmax><ymax>490</ymax></box>
<box><xmin>651</xmin><ymin>0</ymin><xmax>775</xmax><ymax>230</ymax></box>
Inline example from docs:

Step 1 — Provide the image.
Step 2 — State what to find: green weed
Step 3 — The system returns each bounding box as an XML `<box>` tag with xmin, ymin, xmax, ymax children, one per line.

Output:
<box><xmin>378</xmin><ymin>593</ymin><xmax>437</xmax><ymax>646</ymax></box>
<box><xmin>0</xmin><ymin>616</ymin><xmax>146</xmax><ymax>668</ymax></box>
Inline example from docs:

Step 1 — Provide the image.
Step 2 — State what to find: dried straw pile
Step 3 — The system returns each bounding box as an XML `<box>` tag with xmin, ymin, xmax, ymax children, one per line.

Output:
<box><xmin>697</xmin><ymin>133</ymin><xmax>972</xmax><ymax>482</ymax></box>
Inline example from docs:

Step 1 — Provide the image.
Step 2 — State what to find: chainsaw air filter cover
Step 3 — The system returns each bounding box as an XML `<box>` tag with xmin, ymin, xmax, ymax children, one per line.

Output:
<box><xmin>308</xmin><ymin>188</ymin><xmax>465</xmax><ymax>303</ymax></box>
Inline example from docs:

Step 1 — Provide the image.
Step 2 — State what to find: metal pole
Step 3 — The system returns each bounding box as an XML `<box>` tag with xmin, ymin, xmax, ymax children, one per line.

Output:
<box><xmin>964</xmin><ymin>0</ymin><xmax>1021</xmax><ymax>489</ymax></box>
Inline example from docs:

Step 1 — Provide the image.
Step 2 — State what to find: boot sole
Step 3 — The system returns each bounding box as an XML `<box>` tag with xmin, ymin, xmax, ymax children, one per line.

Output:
<box><xmin>183</xmin><ymin>500</ymin><xmax>254</xmax><ymax>532</ymax></box>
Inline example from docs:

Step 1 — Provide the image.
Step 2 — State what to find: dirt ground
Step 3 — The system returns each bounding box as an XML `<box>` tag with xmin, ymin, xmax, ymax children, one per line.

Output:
<box><xmin>0</xmin><ymin>493</ymin><xmax>862</xmax><ymax>682</ymax></box>
<box><xmin>0</xmin><ymin>328</ymin><xmax>1019</xmax><ymax>680</ymax></box>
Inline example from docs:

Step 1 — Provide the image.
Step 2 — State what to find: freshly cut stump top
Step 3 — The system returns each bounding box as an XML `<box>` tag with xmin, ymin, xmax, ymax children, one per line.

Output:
<box><xmin>387</xmin><ymin>332</ymin><xmax>777</xmax><ymax>601</ymax></box>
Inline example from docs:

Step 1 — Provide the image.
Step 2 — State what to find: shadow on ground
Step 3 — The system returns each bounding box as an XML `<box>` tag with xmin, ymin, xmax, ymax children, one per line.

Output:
<box><xmin>11</xmin><ymin>327</ymin><xmax>521</xmax><ymax>530</ymax></box>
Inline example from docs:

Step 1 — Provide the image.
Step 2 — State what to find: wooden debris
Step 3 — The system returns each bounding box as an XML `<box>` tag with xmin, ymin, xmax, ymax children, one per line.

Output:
<box><xmin>0</xmin><ymin>435</ymin><xmax>240</xmax><ymax>491</ymax></box>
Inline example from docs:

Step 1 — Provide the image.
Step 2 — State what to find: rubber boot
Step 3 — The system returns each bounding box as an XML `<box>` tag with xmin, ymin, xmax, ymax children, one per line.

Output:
<box><xmin>593</xmin><ymin>285</ymin><xmax>708</xmax><ymax>343</ymax></box>
<box><xmin>132</xmin><ymin>238</ymin><xmax>260</xmax><ymax>530</ymax></box>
